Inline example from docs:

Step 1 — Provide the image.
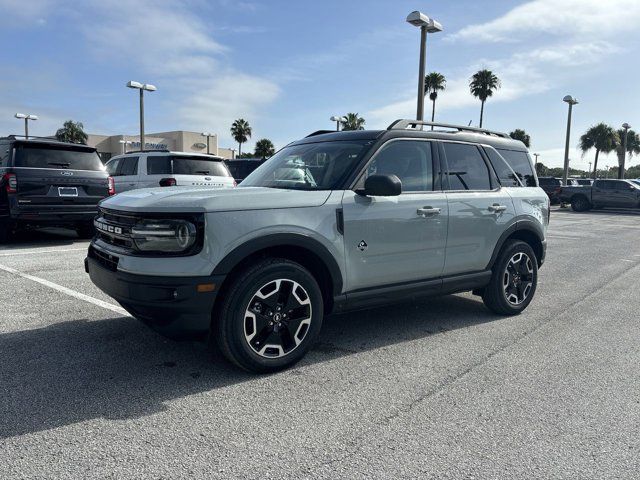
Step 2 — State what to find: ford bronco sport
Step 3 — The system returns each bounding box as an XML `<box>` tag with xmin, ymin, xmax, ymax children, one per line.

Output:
<box><xmin>86</xmin><ymin>120</ymin><xmax>549</xmax><ymax>373</ymax></box>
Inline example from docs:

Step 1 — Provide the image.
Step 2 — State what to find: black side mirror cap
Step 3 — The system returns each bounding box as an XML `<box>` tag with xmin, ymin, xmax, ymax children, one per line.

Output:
<box><xmin>356</xmin><ymin>174</ymin><xmax>402</xmax><ymax>197</ymax></box>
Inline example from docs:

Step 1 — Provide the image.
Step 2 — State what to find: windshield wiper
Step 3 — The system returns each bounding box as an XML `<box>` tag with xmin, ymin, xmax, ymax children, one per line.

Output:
<box><xmin>194</xmin><ymin>170</ymin><xmax>210</xmax><ymax>175</ymax></box>
<box><xmin>48</xmin><ymin>162</ymin><xmax>71</xmax><ymax>168</ymax></box>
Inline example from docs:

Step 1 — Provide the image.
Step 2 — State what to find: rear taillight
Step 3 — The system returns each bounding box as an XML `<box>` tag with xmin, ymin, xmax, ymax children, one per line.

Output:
<box><xmin>3</xmin><ymin>173</ymin><xmax>17</xmax><ymax>193</ymax></box>
<box><xmin>159</xmin><ymin>178</ymin><xmax>177</xmax><ymax>187</ymax></box>
<box><xmin>233</xmin><ymin>180</ymin><xmax>237</xmax><ymax>187</ymax></box>
<box><xmin>107</xmin><ymin>176</ymin><xmax>115</xmax><ymax>196</ymax></box>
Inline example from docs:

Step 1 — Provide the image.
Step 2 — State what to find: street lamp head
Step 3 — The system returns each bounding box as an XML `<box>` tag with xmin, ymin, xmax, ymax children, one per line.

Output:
<box><xmin>563</xmin><ymin>95</ymin><xmax>578</xmax><ymax>105</ymax></box>
<box><xmin>143</xmin><ymin>84</ymin><xmax>157</xmax><ymax>92</ymax></box>
<box><xmin>406</xmin><ymin>11</ymin><xmax>442</xmax><ymax>32</ymax></box>
<box><xmin>27</xmin><ymin>115</ymin><xmax>38</xmax><ymax>120</ymax></box>
<box><xmin>126</xmin><ymin>80</ymin><xmax>143</xmax><ymax>89</ymax></box>
<box><xmin>622</xmin><ymin>122</ymin><xmax>631</xmax><ymax>130</ymax></box>
<box><xmin>201</xmin><ymin>132</ymin><xmax>212</xmax><ymax>137</ymax></box>
<box><xmin>14</xmin><ymin>113</ymin><xmax>26</xmax><ymax>119</ymax></box>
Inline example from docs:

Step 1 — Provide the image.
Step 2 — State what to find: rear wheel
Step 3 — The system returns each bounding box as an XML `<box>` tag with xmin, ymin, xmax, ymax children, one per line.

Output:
<box><xmin>0</xmin><ymin>220</ymin><xmax>15</xmax><ymax>243</ymax></box>
<box><xmin>483</xmin><ymin>240</ymin><xmax>538</xmax><ymax>315</ymax></box>
<box><xmin>214</xmin><ymin>258</ymin><xmax>323</xmax><ymax>373</ymax></box>
<box><xmin>571</xmin><ymin>195</ymin><xmax>591</xmax><ymax>212</ymax></box>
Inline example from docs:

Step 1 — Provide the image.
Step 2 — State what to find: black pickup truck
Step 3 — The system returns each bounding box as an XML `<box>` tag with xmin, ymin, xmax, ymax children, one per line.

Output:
<box><xmin>559</xmin><ymin>179</ymin><xmax>640</xmax><ymax>211</ymax></box>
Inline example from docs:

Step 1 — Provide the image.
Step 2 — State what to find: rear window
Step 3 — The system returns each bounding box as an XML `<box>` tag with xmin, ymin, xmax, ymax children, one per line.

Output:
<box><xmin>147</xmin><ymin>155</ymin><xmax>230</xmax><ymax>177</ymax></box>
<box><xmin>495</xmin><ymin>149</ymin><xmax>536</xmax><ymax>187</ymax></box>
<box><xmin>443</xmin><ymin>142</ymin><xmax>492</xmax><ymax>191</ymax></box>
<box><xmin>14</xmin><ymin>144</ymin><xmax>104</xmax><ymax>171</ymax></box>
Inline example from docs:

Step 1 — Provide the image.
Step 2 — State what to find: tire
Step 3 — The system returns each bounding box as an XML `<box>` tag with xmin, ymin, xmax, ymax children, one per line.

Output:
<box><xmin>571</xmin><ymin>195</ymin><xmax>591</xmax><ymax>212</ymax></box>
<box><xmin>482</xmin><ymin>240</ymin><xmax>538</xmax><ymax>316</ymax></box>
<box><xmin>214</xmin><ymin>258</ymin><xmax>324</xmax><ymax>373</ymax></box>
<box><xmin>0</xmin><ymin>220</ymin><xmax>14</xmax><ymax>243</ymax></box>
<box><xmin>76</xmin><ymin>222</ymin><xmax>95</xmax><ymax>239</ymax></box>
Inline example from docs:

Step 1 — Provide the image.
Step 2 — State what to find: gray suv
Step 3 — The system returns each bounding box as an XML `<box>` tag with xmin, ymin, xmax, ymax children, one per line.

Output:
<box><xmin>86</xmin><ymin>120</ymin><xmax>549</xmax><ymax>373</ymax></box>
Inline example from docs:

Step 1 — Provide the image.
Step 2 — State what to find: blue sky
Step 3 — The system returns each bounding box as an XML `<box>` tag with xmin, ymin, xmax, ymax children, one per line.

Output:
<box><xmin>1</xmin><ymin>0</ymin><xmax>639</xmax><ymax>168</ymax></box>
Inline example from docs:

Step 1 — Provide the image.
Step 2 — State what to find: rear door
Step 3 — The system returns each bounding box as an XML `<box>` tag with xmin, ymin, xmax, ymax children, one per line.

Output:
<box><xmin>112</xmin><ymin>156</ymin><xmax>139</xmax><ymax>192</ymax></box>
<box><xmin>342</xmin><ymin>139</ymin><xmax>448</xmax><ymax>291</ymax></box>
<box><xmin>12</xmin><ymin>142</ymin><xmax>108</xmax><ymax>210</ymax></box>
<box><xmin>441</xmin><ymin>141</ymin><xmax>516</xmax><ymax>276</ymax></box>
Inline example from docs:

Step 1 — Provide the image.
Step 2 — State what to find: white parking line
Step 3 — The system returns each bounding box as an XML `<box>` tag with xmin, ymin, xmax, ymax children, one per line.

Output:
<box><xmin>0</xmin><ymin>263</ymin><xmax>130</xmax><ymax>317</ymax></box>
<box><xmin>0</xmin><ymin>247</ymin><xmax>87</xmax><ymax>257</ymax></box>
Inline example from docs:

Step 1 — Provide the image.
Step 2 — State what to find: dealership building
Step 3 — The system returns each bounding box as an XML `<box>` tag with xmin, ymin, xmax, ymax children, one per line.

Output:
<box><xmin>86</xmin><ymin>131</ymin><xmax>236</xmax><ymax>163</ymax></box>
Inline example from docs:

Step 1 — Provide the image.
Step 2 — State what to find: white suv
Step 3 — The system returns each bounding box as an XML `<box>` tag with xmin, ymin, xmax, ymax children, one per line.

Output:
<box><xmin>104</xmin><ymin>151</ymin><xmax>235</xmax><ymax>194</ymax></box>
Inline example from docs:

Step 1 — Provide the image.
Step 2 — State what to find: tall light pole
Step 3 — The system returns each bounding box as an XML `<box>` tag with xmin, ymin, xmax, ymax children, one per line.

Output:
<box><xmin>330</xmin><ymin>115</ymin><xmax>345</xmax><ymax>132</ymax></box>
<box><xmin>533</xmin><ymin>153</ymin><xmax>540</xmax><ymax>169</ymax></box>
<box><xmin>15</xmin><ymin>113</ymin><xmax>38</xmax><ymax>139</ymax></box>
<box><xmin>126</xmin><ymin>81</ymin><xmax>156</xmax><ymax>151</ymax></box>
<box><xmin>619</xmin><ymin>122</ymin><xmax>631</xmax><ymax>179</ymax></box>
<box><xmin>201</xmin><ymin>132</ymin><xmax>215</xmax><ymax>154</ymax></box>
<box><xmin>562</xmin><ymin>95</ymin><xmax>578</xmax><ymax>185</ymax></box>
<box><xmin>406</xmin><ymin>11</ymin><xmax>442</xmax><ymax>121</ymax></box>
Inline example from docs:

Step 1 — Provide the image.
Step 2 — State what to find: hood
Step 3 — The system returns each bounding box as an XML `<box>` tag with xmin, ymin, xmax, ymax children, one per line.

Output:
<box><xmin>99</xmin><ymin>186</ymin><xmax>332</xmax><ymax>213</ymax></box>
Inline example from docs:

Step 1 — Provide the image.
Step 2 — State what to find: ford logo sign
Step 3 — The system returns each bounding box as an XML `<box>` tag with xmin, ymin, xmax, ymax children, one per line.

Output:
<box><xmin>61</xmin><ymin>171</ymin><xmax>73</xmax><ymax>176</ymax></box>
<box><xmin>205</xmin><ymin>177</ymin><xmax>211</xmax><ymax>181</ymax></box>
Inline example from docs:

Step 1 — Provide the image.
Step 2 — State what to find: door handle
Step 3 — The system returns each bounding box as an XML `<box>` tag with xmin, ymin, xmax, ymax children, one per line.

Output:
<box><xmin>488</xmin><ymin>204</ymin><xmax>507</xmax><ymax>213</ymax></box>
<box><xmin>417</xmin><ymin>207</ymin><xmax>441</xmax><ymax>217</ymax></box>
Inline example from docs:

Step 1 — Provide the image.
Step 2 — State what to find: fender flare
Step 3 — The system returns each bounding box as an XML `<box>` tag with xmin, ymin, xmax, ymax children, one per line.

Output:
<box><xmin>211</xmin><ymin>233</ymin><xmax>344</xmax><ymax>295</ymax></box>
<box><xmin>486</xmin><ymin>220</ymin><xmax>545</xmax><ymax>269</ymax></box>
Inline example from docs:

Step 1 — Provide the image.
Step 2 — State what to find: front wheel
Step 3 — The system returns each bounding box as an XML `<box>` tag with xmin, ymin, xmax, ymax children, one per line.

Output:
<box><xmin>214</xmin><ymin>258</ymin><xmax>324</xmax><ymax>373</ymax></box>
<box><xmin>482</xmin><ymin>240</ymin><xmax>538</xmax><ymax>315</ymax></box>
<box><xmin>571</xmin><ymin>195</ymin><xmax>591</xmax><ymax>212</ymax></box>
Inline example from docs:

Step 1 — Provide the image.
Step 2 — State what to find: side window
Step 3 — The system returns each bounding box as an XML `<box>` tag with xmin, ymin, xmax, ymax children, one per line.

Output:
<box><xmin>120</xmin><ymin>156</ymin><xmax>139</xmax><ymax>176</ymax></box>
<box><xmin>495</xmin><ymin>149</ymin><xmax>536</xmax><ymax>187</ymax></box>
<box><xmin>105</xmin><ymin>158</ymin><xmax>121</xmax><ymax>176</ymax></box>
<box><xmin>147</xmin><ymin>156</ymin><xmax>172</xmax><ymax>175</ymax></box>
<box><xmin>484</xmin><ymin>147</ymin><xmax>521</xmax><ymax>187</ymax></box>
<box><xmin>443</xmin><ymin>143</ymin><xmax>492</xmax><ymax>191</ymax></box>
<box><xmin>362</xmin><ymin>140</ymin><xmax>433</xmax><ymax>192</ymax></box>
<box><xmin>595</xmin><ymin>180</ymin><xmax>613</xmax><ymax>190</ymax></box>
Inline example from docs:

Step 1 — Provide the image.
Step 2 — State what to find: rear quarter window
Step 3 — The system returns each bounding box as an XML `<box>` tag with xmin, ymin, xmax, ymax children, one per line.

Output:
<box><xmin>495</xmin><ymin>148</ymin><xmax>536</xmax><ymax>187</ymax></box>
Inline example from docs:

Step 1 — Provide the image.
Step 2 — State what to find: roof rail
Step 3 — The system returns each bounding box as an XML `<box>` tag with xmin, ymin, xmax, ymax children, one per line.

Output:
<box><xmin>1</xmin><ymin>134</ymin><xmax>65</xmax><ymax>142</ymax></box>
<box><xmin>305</xmin><ymin>130</ymin><xmax>335</xmax><ymax>138</ymax></box>
<box><xmin>387</xmin><ymin>119</ymin><xmax>510</xmax><ymax>138</ymax></box>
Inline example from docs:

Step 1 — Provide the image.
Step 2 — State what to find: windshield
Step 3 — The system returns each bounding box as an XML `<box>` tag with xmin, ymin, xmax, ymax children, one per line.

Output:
<box><xmin>15</xmin><ymin>144</ymin><xmax>104</xmax><ymax>171</ymax></box>
<box><xmin>146</xmin><ymin>155</ymin><xmax>231</xmax><ymax>177</ymax></box>
<box><xmin>240</xmin><ymin>140</ymin><xmax>371</xmax><ymax>190</ymax></box>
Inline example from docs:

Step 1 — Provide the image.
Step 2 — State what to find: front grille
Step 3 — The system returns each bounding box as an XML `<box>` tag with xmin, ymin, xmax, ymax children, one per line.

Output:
<box><xmin>88</xmin><ymin>245</ymin><xmax>119</xmax><ymax>271</ymax></box>
<box><xmin>94</xmin><ymin>209</ymin><xmax>136</xmax><ymax>250</ymax></box>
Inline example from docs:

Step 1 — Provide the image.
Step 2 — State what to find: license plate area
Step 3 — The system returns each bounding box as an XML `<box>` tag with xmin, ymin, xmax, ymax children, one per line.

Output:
<box><xmin>58</xmin><ymin>187</ymin><xmax>78</xmax><ymax>197</ymax></box>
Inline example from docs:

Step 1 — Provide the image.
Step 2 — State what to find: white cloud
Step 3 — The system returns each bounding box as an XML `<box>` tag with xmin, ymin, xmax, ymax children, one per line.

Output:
<box><xmin>78</xmin><ymin>0</ymin><xmax>279</xmax><ymax>146</ymax></box>
<box><xmin>451</xmin><ymin>0</ymin><xmax>640</xmax><ymax>43</ymax></box>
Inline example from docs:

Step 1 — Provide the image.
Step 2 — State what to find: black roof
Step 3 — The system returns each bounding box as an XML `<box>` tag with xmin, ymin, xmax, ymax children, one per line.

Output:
<box><xmin>1</xmin><ymin>135</ymin><xmax>97</xmax><ymax>150</ymax></box>
<box><xmin>291</xmin><ymin>120</ymin><xmax>528</xmax><ymax>151</ymax></box>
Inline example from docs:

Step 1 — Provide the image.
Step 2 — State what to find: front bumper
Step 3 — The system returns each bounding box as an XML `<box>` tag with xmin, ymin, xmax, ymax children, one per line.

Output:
<box><xmin>85</xmin><ymin>253</ymin><xmax>225</xmax><ymax>339</ymax></box>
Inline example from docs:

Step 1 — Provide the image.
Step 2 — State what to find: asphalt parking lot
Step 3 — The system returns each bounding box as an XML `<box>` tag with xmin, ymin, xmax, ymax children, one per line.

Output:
<box><xmin>1</xmin><ymin>207</ymin><xmax>640</xmax><ymax>479</ymax></box>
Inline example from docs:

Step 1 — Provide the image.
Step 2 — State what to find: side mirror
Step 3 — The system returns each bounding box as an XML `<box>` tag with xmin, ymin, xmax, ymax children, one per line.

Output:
<box><xmin>357</xmin><ymin>174</ymin><xmax>402</xmax><ymax>196</ymax></box>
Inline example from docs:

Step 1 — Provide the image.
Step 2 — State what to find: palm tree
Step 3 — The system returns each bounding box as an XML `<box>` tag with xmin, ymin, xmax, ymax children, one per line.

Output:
<box><xmin>424</xmin><ymin>72</ymin><xmax>446</xmax><ymax>123</ymax></box>
<box><xmin>340</xmin><ymin>113</ymin><xmax>365</xmax><ymax>131</ymax></box>
<box><xmin>579</xmin><ymin>123</ymin><xmax>617</xmax><ymax>179</ymax></box>
<box><xmin>55</xmin><ymin>120</ymin><xmax>88</xmax><ymax>144</ymax></box>
<box><xmin>613</xmin><ymin>128</ymin><xmax>640</xmax><ymax>179</ymax></box>
<box><xmin>230</xmin><ymin>118</ymin><xmax>252</xmax><ymax>156</ymax></box>
<box><xmin>469</xmin><ymin>69</ymin><xmax>501</xmax><ymax>128</ymax></box>
<box><xmin>254</xmin><ymin>138</ymin><xmax>275</xmax><ymax>159</ymax></box>
<box><xmin>509</xmin><ymin>129</ymin><xmax>531</xmax><ymax>148</ymax></box>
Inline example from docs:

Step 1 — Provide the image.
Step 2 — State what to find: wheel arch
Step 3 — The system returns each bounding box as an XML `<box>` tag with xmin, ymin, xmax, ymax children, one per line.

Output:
<box><xmin>487</xmin><ymin>221</ymin><xmax>545</xmax><ymax>269</ymax></box>
<box><xmin>211</xmin><ymin>234</ymin><xmax>343</xmax><ymax>312</ymax></box>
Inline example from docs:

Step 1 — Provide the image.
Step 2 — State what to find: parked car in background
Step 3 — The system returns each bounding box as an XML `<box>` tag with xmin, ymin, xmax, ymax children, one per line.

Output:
<box><xmin>538</xmin><ymin>177</ymin><xmax>562</xmax><ymax>204</ymax></box>
<box><xmin>105</xmin><ymin>151</ymin><xmax>235</xmax><ymax>194</ymax></box>
<box><xmin>224</xmin><ymin>158</ymin><xmax>266</xmax><ymax>184</ymax></box>
<box><xmin>559</xmin><ymin>179</ymin><xmax>640</xmax><ymax>211</ymax></box>
<box><xmin>86</xmin><ymin>120</ymin><xmax>548</xmax><ymax>373</ymax></box>
<box><xmin>575</xmin><ymin>178</ymin><xmax>593</xmax><ymax>186</ymax></box>
<box><xmin>0</xmin><ymin>136</ymin><xmax>111</xmax><ymax>242</ymax></box>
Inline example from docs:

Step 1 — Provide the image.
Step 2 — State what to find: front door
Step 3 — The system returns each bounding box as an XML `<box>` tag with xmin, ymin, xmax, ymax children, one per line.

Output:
<box><xmin>342</xmin><ymin>139</ymin><xmax>448</xmax><ymax>292</ymax></box>
<box><xmin>440</xmin><ymin>141</ymin><xmax>516</xmax><ymax>276</ymax></box>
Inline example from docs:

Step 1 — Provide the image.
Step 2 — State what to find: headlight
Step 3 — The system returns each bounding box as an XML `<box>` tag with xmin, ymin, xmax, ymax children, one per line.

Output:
<box><xmin>131</xmin><ymin>219</ymin><xmax>197</xmax><ymax>253</ymax></box>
